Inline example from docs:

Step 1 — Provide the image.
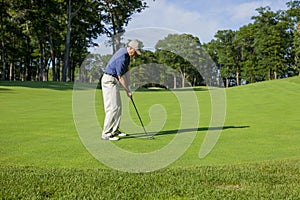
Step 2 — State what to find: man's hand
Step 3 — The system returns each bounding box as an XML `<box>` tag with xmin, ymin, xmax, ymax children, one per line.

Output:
<box><xmin>127</xmin><ymin>91</ymin><xmax>132</xmax><ymax>98</ymax></box>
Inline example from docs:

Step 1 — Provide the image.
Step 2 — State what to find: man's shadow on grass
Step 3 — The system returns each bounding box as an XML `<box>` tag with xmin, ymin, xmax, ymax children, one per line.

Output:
<box><xmin>124</xmin><ymin>125</ymin><xmax>250</xmax><ymax>139</ymax></box>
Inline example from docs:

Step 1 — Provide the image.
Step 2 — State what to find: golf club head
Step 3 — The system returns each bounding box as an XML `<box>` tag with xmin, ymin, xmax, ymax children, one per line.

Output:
<box><xmin>148</xmin><ymin>136</ymin><xmax>154</xmax><ymax>140</ymax></box>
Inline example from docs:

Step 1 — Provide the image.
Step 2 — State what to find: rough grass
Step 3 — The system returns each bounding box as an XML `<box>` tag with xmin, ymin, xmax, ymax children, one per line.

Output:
<box><xmin>1</xmin><ymin>159</ymin><xmax>300</xmax><ymax>199</ymax></box>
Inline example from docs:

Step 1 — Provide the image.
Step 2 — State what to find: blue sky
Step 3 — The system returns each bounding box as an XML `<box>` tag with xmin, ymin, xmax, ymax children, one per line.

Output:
<box><xmin>92</xmin><ymin>0</ymin><xmax>288</xmax><ymax>54</ymax></box>
<box><xmin>126</xmin><ymin>0</ymin><xmax>288</xmax><ymax>43</ymax></box>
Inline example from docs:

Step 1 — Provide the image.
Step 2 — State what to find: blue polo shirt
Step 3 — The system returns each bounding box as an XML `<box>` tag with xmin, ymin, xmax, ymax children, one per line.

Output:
<box><xmin>105</xmin><ymin>48</ymin><xmax>130</xmax><ymax>78</ymax></box>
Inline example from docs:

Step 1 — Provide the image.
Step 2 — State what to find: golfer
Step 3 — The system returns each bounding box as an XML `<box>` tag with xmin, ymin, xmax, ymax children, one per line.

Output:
<box><xmin>101</xmin><ymin>40</ymin><xmax>141</xmax><ymax>141</ymax></box>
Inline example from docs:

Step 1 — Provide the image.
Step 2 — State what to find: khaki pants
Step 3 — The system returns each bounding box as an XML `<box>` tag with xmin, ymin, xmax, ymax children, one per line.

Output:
<box><xmin>101</xmin><ymin>74</ymin><xmax>121</xmax><ymax>137</ymax></box>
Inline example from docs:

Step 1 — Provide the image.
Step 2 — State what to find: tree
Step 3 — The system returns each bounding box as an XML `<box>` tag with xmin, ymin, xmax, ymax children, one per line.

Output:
<box><xmin>0</xmin><ymin>0</ymin><xmax>9</xmax><ymax>80</ymax></box>
<box><xmin>155</xmin><ymin>34</ymin><xmax>206</xmax><ymax>88</ymax></box>
<box><xmin>61</xmin><ymin>0</ymin><xmax>83</xmax><ymax>82</ymax></box>
<box><xmin>63</xmin><ymin>0</ymin><xmax>103</xmax><ymax>82</ymax></box>
<box><xmin>286</xmin><ymin>0</ymin><xmax>300</xmax><ymax>76</ymax></box>
<box><xmin>213</xmin><ymin>30</ymin><xmax>240</xmax><ymax>87</ymax></box>
<box><xmin>252</xmin><ymin>7</ymin><xmax>289</xmax><ymax>80</ymax></box>
<box><xmin>130</xmin><ymin>50</ymin><xmax>178</xmax><ymax>89</ymax></box>
<box><xmin>8</xmin><ymin>0</ymin><xmax>65</xmax><ymax>81</ymax></box>
<box><xmin>295</xmin><ymin>22</ymin><xmax>300</xmax><ymax>75</ymax></box>
<box><xmin>79</xmin><ymin>53</ymin><xmax>110</xmax><ymax>83</ymax></box>
<box><xmin>1</xmin><ymin>0</ymin><xmax>150</xmax><ymax>82</ymax></box>
<box><xmin>99</xmin><ymin>0</ymin><xmax>148</xmax><ymax>53</ymax></box>
<box><xmin>235</xmin><ymin>24</ymin><xmax>258</xmax><ymax>83</ymax></box>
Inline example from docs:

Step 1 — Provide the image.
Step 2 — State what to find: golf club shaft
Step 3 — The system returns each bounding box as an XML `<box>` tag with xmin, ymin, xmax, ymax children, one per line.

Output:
<box><xmin>130</xmin><ymin>97</ymin><xmax>148</xmax><ymax>135</ymax></box>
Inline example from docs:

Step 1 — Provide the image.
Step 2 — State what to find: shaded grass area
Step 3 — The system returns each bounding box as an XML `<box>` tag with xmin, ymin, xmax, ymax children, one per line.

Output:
<box><xmin>0</xmin><ymin>81</ymin><xmax>75</xmax><ymax>90</ymax></box>
<box><xmin>1</xmin><ymin>159</ymin><xmax>300</xmax><ymax>199</ymax></box>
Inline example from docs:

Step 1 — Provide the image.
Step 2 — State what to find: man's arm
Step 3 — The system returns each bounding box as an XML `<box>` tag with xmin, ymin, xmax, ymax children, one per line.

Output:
<box><xmin>118</xmin><ymin>72</ymin><xmax>132</xmax><ymax>98</ymax></box>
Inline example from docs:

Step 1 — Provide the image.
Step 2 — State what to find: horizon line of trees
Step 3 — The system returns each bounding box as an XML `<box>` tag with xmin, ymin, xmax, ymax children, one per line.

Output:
<box><xmin>1</xmin><ymin>0</ymin><xmax>299</xmax><ymax>88</ymax></box>
<box><xmin>81</xmin><ymin>34</ymin><xmax>216</xmax><ymax>89</ymax></box>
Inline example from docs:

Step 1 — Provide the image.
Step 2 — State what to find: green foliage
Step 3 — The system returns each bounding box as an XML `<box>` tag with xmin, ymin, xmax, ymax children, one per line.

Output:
<box><xmin>2</xmin><ymin>0</ymin><xmax>299</xmax><ymax>86</ymax></box>
<box><xmin>294</xmin><ymin>29</ymin><xmax>300</xmax><ymax>74</ymax></box>
<box><xmin>213</xmin><ymin>30</ymin><xmax>240</xmax><ymax>87</ymax></box>
<box><xmin>155</xmin><ymin>34</ymin><xmax>208</xmax><ymax>87</ymax></box>
<box><xmin>100</xmin><ymin>0</ymin><xmax>148</xmax><ymax>52</ymax></box>
<box><xmin>252</xmin><ymin>7</ymin><xmax>289</xmax><ymax>80</ymax></box>
<box><xmin>0</xmin><ymin>0</ymin><xmax>147</xmax><ymax>81</ymax></box>
<box><xmin>234</xmin><ymin>24</ymin><xmax>257</xmax><ymax>83</ymax></box>
<box><xmin>204</xmin><ymin>1</ymin><xmax>300</xmax><ymax>86</ymax></box>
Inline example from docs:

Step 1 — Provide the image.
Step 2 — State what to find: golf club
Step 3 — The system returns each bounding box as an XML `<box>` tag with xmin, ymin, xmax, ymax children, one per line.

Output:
<box><xmin>130</xmin><ymin>96</ymin><xmax>154</xmax><ymax>140</ymax></box>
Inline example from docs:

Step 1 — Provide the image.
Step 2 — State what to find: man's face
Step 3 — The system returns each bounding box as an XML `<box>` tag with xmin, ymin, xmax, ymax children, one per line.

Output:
<box><xmin>128</xmin><ymin>47</ymin><xmax>137</xmax><ymax>57</ymax></box>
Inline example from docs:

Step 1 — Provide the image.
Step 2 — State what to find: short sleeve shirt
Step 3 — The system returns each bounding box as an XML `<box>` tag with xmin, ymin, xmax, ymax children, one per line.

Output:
<box><xmin>105</xmin><ymin>48</ymin><xmax>130</xmax><ymax>78</ymax></box>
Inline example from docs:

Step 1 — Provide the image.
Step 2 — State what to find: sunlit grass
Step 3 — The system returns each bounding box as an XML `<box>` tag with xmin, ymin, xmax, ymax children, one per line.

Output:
<box><xmin>1</xmin><ymin>77</ymin><xmax>300</xmax><ymax>199</ymax></box>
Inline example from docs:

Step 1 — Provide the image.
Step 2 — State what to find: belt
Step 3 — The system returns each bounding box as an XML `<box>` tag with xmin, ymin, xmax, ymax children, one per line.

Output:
<box><xmin>104</xmin><ymin>72</ymin><xmax>118</xmax><ymax>79</ymax></box>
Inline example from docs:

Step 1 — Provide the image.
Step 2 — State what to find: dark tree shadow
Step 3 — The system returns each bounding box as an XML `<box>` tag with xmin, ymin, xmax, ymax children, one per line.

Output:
<box><xmin>0</xmin><ymin>87</ymin><xmax>13</xmax><ymax>93</ymax></box>
<box><xmin>0</xmin><ymin>81</ymin><xmax>75</xmax><ymax>90</ymax></box>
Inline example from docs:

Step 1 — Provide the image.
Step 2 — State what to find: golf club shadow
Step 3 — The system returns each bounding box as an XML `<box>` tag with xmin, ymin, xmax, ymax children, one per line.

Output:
<box><xmin>122</xmin><ymin>125</ymin><xmax>250</xmax><ymax>139</ymax></box>
<box><xmin>121</xmin><ymin>132</ymin><xmax>156</xmax><ymax>139</ymax></box>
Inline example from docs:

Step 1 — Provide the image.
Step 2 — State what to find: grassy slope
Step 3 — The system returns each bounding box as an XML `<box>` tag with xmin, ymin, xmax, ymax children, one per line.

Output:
<box><xmin>191</xmin><ymin>76</ymin><xmax>300</xmax><ymax>166</ymax></box>
<box><xmin>1</xmin><ymin>77</ymin><xmax>300</xmax><ymax>199</ymax></box>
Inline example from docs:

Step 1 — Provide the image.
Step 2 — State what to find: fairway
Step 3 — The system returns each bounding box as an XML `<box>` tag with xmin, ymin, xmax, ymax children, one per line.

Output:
<box><xmin>1</xmin><ymin>77</ymin><xmax>300</xmax><ymax>199</ymax></box>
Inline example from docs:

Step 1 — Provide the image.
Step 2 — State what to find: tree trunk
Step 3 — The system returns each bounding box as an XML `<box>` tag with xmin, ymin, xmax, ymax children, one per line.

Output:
<box><xmin>20</xmin><ymin>60</ymin><xmax>24</xmax><ymax>81</ymax></box>
<box><xmin>62</xmin><ymin>0</ymin><xmax>82</xmax><ymax>82</ymax></box>
<box><xmin>1</xmin><ymin>0</ymin><xmax>6</xmax><ymax>80</ymax></box>
<box><xmin>9</xmin><ymin>63</ymin><xmax>13</xmax><ymax>81</ymax></box>
<box><xmin>274</xmin><ymin>71</ymin><xmax>277</xmax><ymax>80</ymax></box>
<box><xmin>68</xmin><ymin>57</ymin><xmax>72</xmax><ymax>81</ymax></box>
<box><xmin>26</xmin><ymin>36</ymin><xmax>31</xmax><ymax>81</ymax></box>
<box><xmin>236</xmin><ymin>71</ymin><xmax>239</xmax><ymax>86</ymax></box>
<box><xmin>173</xmin><ymin>73</ymin><xmax>177</xmax><ymax>89</ymax></box>
<box><xmin>181</xmin><ymin>72</ymin><xmax>185</xmax><ymax>88</ymax></box>
<box><xmin>62</xmin><ymin>0</ymin><xmax>72</xmax><ymax>82</ymax></box>
<box><xmin>57</xmin><ymin>59</ymin><xmax>61</xmax><ymax>81</ymax></box>
<box><xmin>43</xmin><ymin>44</ymin><xmax>48</xmax><ymax>81</ymax></box>
<box><xmin>49</xmin><ymin>35</ymin><xmax>57</xmax><ymax>81</ymax></box>
<box><xmin>39</xmin><ymin>41</ymin><xmax>44</xmax><ymax>81</ymax></box>
<box><xmin>44</xmin><ymin>67</ymin><xmax>48</xmax><ymax>81</ymax></box>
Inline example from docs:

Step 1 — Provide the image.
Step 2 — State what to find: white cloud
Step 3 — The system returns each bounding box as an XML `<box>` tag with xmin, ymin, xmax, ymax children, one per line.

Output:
<box><xmin>228</xmin><ymin>0</ymin><xmax>288</xmax><ymax>24</ymax></box>
<box><xmin>127</xmin><ymin>0</ymin><xmax>220</xmax><ymax>43</ymax></box>
<box><xmin>264</xmin><ymin>0</ymin><xmax>288</xmax><ymax>11</ymax></box>
<box><xmin>228</xmin><ymin>1</ymin><xmax>263</xmax><ymax>22</ymax></box>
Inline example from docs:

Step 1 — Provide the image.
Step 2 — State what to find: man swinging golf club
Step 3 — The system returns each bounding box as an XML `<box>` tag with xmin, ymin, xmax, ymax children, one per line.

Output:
<box><xmin>101</xmin><ymin>40</ymin><xmax>141</xmax><ymax>141</ymax></box>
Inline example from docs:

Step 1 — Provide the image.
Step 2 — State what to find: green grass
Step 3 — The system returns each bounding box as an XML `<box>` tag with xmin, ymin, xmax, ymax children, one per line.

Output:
<box><xmin>1</xmin><ymin>77</ymin><xmax>300</xmax><ymax>199</ymax></box>
<box><xmin>1</xmin><ymin>160</ymin><xmax>300</xmax><ymax>199</ymax></box>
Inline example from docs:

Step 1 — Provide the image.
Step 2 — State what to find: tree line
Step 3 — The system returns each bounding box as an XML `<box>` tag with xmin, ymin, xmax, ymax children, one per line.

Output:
<box><xmin>0</xmin><ymin>0</ymin><xmax>147</xmax><ymax>82</ymax></box>
<box><xmin>1</xmin><ymin>0</ymin><xmax>299</xmax><ymax>88</ymax></box>
<box><xmin>204</xmin><ymin>2</ymin><xmax>300</xmax><ymax>87</ymax></box>
<box><xmin>82</xmin><ymin>34</ymin><xmax>221</xmax><ymax>89</ymax></box>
